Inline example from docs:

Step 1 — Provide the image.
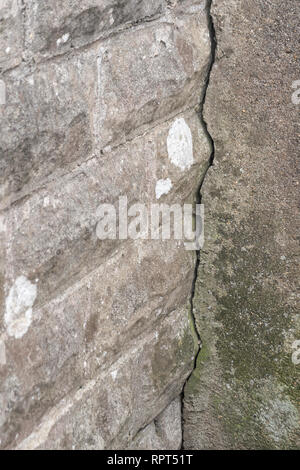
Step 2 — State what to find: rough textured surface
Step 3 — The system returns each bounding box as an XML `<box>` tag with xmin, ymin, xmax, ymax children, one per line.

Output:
<box><xmin>0</xmin><ymin>0</ymin><xmax>211</xmax><ymax>449</ymax></box>
<box><xmin>184</xmin><ymin>0</ymin><xmax>300</xmax><ymax>450</ymax></box>
<box><xmin>3</xmin><ymin>0</ymin><xmax>297</xmax><ymax>451</ymax></box>
<box><xmin>129</xmin><ymin>397</ymin><xmax>183</xmax><ymax>450</ymax></box>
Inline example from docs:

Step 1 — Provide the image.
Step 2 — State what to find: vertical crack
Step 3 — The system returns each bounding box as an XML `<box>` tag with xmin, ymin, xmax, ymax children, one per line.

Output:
<box><xmin>181</xmin><ymin>0</ymin><xmax>217</xmax><ymax>448</ymax></box>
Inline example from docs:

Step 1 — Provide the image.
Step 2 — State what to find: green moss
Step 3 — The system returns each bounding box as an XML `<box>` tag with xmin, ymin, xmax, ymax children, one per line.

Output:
<box><xmin>151</xmin><ymin>305</ymin><xmax>199</xmax><ymax>390</ymax></box>
<box><xmin>211</xmin><ymin>210</ymin><xmax>299</xmax><ymax>448</ymax></box>
<box><xmin>184</xmin><ymin>341</ymin><xmax>209</xmax><ymax>396</ymax></box>
<box><xmin>185</xmin><ymin>206</ymin><xmax>299</xmax><ymax>449</ymax></box>
<box><xmin>175</xmin><ymin>305</ymin><xmax>200</xmax><ymax>369</ymax></box>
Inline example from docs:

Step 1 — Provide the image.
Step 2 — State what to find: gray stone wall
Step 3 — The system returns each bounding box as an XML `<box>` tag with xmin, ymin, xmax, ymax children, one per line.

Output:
<box><xmin>0</xmin><ymin>0</ymin><xmax>212</xmax><ymax>449</ymax></box>
<box><xmin>2</xmin><ymin>0</ymin><xmax>298</xmax><ymax>451</ymax></box>
<box><xmin>184</xmin><ymin>0</ymin><xmax>300</xmax><ymax>450</ymax></box>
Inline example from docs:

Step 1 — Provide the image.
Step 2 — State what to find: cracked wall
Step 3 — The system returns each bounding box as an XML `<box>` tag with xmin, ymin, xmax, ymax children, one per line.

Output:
<box><xmin>1</xmin><ymin>0</ymin><xmax>298</xmax><ymax>451</ymax></box>
<box><xmin>0</xmin><ymin>0</ymin><xmax>212</xmax><ymax>449</ymax></box>
<box><xmin>184</xmin><ymin>0</ymin><xmax>300</xmax><ymax>450</ymax></box>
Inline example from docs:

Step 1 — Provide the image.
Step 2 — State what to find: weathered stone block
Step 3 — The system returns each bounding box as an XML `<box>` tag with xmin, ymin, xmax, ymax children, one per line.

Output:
<box><xmin>1</xmin><ymin>110</ymin><xmax>210</xmax><ymax>309</ymax></box>
<box><xmin>0</xmin><ymin>50</ymin><xmax>96</xmax><ymax>204</ymax></box>
<box><xmin>1</xmin><ymin>110</ymin><xmax>205</xmax><ymax>444</ymax></box>
<box><xmin>129</xmin><ymin>397</ymin><xmax>182</xmax><ymax>450</ymax></box>
<box><xmin>0</xmin><ymin>233</ymin><xmax>196</xmax><ymax>448</ymax></box>
<box><xmin>0</xmin><ymin>0</ymin><xmax>212</xmax><ymax>451</ymax></box>
<box><xmin>1</xmin><ymin>10</ymin><xmax>211</xmax><ymax>205</ymax></box>
<box><xmin>96</xmin><ymin>12</ymin><xmax>211</xmax><ymax>147</ymax></box>
<box><xmin>13</xmin><ymin>308</ymin><xmax>196</xmax><ymax>449</ymax></box>
<box><xmin>25</xmin><ymin>0</ymin><xmax>165</xmax><ymax>60</ymax></box>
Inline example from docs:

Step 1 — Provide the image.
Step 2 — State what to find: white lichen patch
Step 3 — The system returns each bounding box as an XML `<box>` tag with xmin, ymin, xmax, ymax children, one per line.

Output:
<box><xmin>5</xmin><ymin>276</ymin><xmax>37</xmax><ymax>339</ymax></box>
<box><xmin>57</xmin><ymin>33</ymin><xmax>70</xmax><ymax>47</ymax></box>
<box><xmin>0</xmin><ymin>215</ymin><xmax>6</xmax><ymax>232</ymax></box>
<box><xmin>167</xmin><ymin>118</ymin><xmax>193</xmax><ymax>170</ymax></box>
<box><xmin>0</xmin><ymin>340</ymin><xmax>6</xmax><ymax>365</ymax></box>
<box><xmin>259</xmin><ymin>397</ymin><xmax>299</xmax><ymax>443</ymax></box>
<box><xmin>155</xmin><ymin>178</ymin><xmax>173</xmax><ymax>199</ymax></box>
<box><xmin>257</xmin><ymin>379</ymin><xmax>299</xmax><ymax>445</ymax></box>
<box><xmin>111</xmin><ymin>369</ymin><xmax>118</xmax><ymax>381</ymax></box>
<box><xmin>0</xmin><ymin>395</ymin><xmax>5</xmax><ymax>428</ymax></box>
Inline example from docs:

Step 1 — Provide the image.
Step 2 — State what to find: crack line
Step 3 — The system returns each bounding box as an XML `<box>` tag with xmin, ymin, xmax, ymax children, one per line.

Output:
<box><xmin>181</xmin><ymin>0</ymin><xmax>217</xmax><ymax>449</ymax></box>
